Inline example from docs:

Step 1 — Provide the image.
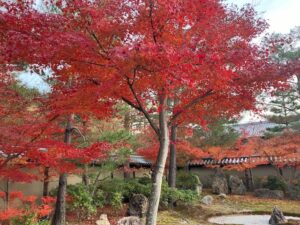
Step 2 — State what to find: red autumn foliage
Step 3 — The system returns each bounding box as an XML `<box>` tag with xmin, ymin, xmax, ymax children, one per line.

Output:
<box><xmin>0</xmin><ymin>193</ymin><xmax>56</xmax><ymax>222</ymax></box>
<box><xmin>0</xmin><ymin>0</ymin><xmax>290</xmax><ymax>223</ymax></box>
<box><xmin>200</xmin><ymin>130</ymin><xmax>300</xmax><ymax>171</ymax></box>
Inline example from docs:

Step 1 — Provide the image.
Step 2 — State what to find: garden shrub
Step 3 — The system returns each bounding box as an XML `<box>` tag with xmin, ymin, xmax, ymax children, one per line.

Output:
<box><xmin>93</xmin><ymin>189</ymin><xmax>106</xmax><ymax>208</ymax></box>
<box><xmin>263</xmin><ymin>175</ymin><xmax>287</xmax><ymax>191</ymax></box>
<box><xmin>176</xmin><ymin>171</ymin><xmax>201</xmax><ymax>190</ymax></box>
<box><xmin>12</xmin><ymin>213</ymin><xmax>37</xmax><ymax>225</ymax></box>
<box><xmin>159</xmin><ymin>181</ymin><xmax>199</xmax><ymax>207</ymax></box>
<box><xmin>253</xmin><ymin>177</ymin><xmax>264</xmax><ymax>189</ymax></box>
<box><xmin>110</xmin><ymin>192</ymin><xmax>123</xmax><ymax>209</ymax></box>
<box><xmin>65</xmin><ymin>176</ymin><xmax>199</xmax><ymax>213</ymax></box>
<box><xmin>67</xmin><ymin>184</ymin><xmax>96</xmax><ymax>218</ymax></box>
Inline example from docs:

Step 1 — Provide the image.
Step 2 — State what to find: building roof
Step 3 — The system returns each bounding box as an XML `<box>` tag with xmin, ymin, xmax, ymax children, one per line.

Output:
<box><xmin>189</xmin><ymin>155</ymin><xmax>300</xmax><ymax>167</ymax></box>
<box><xmin>129</xmin><ymin>155</ymin><xmax>152</xmax><ymax>167</ymax></box>
<box><xmin>231</xmin><ymin>121</ymin><xmax>278</xmax><ymax>137</ymax></box>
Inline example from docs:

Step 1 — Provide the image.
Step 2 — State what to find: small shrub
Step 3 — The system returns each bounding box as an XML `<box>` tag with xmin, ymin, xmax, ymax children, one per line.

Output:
<box><xmin>176</xmin><ymin>171</ymin><xmax>201</xmax><ymax>190</ymax></box>
<box><xmin>253</xmin><ymin>177</ymin><xmax>265</xmax><ymax>189</ymax></box>
<box><xmin>110</xmin><ymin>192</ymin><xmax>123</xmax><ymax>209</ymax></box>
<box><xmin>93</xmin><ymin>189</ymin><xmax>105</xmax><ymax>208</ymax></box>
<box><xmin>263</xmin><ymin>175</ymin><xmax>287</xmax><ymax>191</ymax></box>
<box><xmin>12</xmin><ymin>213</ymin><xmax>37</xmax><ymax>225</ymax></box>
<box><xmin>159</xmin><ymin>182</ymin><xmax>199</xmax><ymax>207</ymax></box>
<box><xmin>67</xmin><ymin>184</ymin><xmax>96</xmax><ymax>218</ymax></box>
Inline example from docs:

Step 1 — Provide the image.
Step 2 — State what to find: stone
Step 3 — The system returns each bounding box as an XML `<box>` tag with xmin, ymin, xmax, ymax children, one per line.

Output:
<box><xmin>212</xmin><ymin>174</ymin><xmax>229</xmax><ymax>194</ymax></box>
<box><xmin>128</xmin><ymin>194</ymin><xmax>148</xmax><ymax>218</ymax></box>
<box><xmin>195</xmin><ymin>184</ymin><xmax>203</xmax><ymax>196</ymax></box>
<box><xmin>117</xmin><ymin>216</ymin><xmax>142</xmax><ymax>225</ymax></box>
<box><xmin>96</xmin><ymin>214</ymin><xmax>110</xmax><ymax>225</ymax></box>
<box><xmin>201</xmin><ymin>195</ymin><xmax>214</xmax><ymax>205</ymax></box>
<box><xmin>218</xmin><ymin>193</ymin><xmax>227</xmax><ymax>200</ymax></box>
<box><xmin>269</xmin><ymin>206</ymin><xmax>287</xmax><ymax>225</ymax></box>
<box><xmin>254</xmin><ymin>188</ymin><xmax>284</xmax><ymax>199</ymax></box>
<box><xmin>286</xmin><ymin>186</ymin><xmax>300</xmax><ymax>200</ymax></box>
<box><xmin>229</xmin><ymin>175</ymin><xmax>246</xmax><ymax>195</ymax></box>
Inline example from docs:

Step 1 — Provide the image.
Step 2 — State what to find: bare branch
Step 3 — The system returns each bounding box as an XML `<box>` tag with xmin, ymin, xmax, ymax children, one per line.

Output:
<box><xmin>71</xmin><ymin>127</ymin><xmax>86</xmax><ymax>142</ymax></box>
<box><xmin>171</xmin><ymin>89</ymin><xmax>214</xmax><ymax>122</ymax></box>
<box><xmin>125</xmin><ymin>76</ymin><xmax>160</xmax><ymax>136</ymax></box>
<box><xmin>121</xmin><ymin>97</ymin><xmax>142</xmax><ymax>111</ymax></box>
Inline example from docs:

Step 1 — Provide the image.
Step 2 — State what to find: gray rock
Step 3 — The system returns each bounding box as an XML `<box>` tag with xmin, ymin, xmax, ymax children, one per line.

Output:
<box><xmin>254</xmin><ymin>188</ymin><xmax>284</xmax><ymax>199</ymax></box>
<box><xmin>229</xmin><ymin>175</ymin><xmax>246</xmax><ymax>195</ymax></box>
<box><xmin>286</xmin><ymin>186</ymin><xmax>300</xmax><ymax>200</ymax></box>
<box><xmin>269</xmin><ymin>206</ymin><xmax>287</xmax><ymax>225</ymax></box>
<box><xmin>212</xmin><ymin>175</ymin><xmax>229</xmax><ymax>194</ymax></box>
<box><xmin>128</xmin><ymin>194</ymin><xmax>148</xmax><ymax>218</ymax></box>
<box><xmin>218</xmin><ymin>193</ymin><xmax>227</xmax><ymax>200</ymax></box>
<box><xmin>96</xmin><ymin>214</ymin><xmax>110</xmax><ymax>225</ymax></box>
<box><xmin>195</xmin><ymin>184</ymin><xmax>203</xmax><ymax>196</ymax></box>
<box><xmin>201</xmin><ymin>195</ymin><xmax>214</xmax><ymax>205</ymax></box>
<box><xmin>117</xmin><ymin>216</ymin><xmax>142</xmax><ymax>225</ymax></box>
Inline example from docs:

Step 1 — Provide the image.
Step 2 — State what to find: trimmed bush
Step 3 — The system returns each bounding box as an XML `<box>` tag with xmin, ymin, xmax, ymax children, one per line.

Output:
<box><xmin>176</xmin><ymin>171</ymin><xmax>202</xmax><ymax>190</ymax></box>
<box><xmin>263</xmin><ymin>175</ymin><xmax>287</xmax><ymax>191</ymax></box>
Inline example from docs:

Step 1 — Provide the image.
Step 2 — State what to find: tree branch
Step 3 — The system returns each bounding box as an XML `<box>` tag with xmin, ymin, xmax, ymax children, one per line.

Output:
<box><xmin>71</xmin><ymin>127</ymin><xmax>86</xmax><ymax>142</ymax></box>
<box><xmin>121</xmin><ymin>97</ymin><xmax>142</xmax><ymax>111</ymax></box>
<box><xmin>125</xmin><ymin>77</ymin><xmax>160</xmax><ymax>136</ymax></box>
<box><xmin>171</xmin><ymin>89</ymin><xmax>214</xmax><ymax>122</ymax></box>
<box><xmin>149</xmin><ymin>0</ymin><xmax>157</xmax><ymax>44</ymax></box>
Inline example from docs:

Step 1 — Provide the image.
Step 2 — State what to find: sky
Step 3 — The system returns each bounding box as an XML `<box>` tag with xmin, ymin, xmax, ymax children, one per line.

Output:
<box><xmin>226</xmin><ymin>0</ymin><xmax>300</xmax><ymax>34</ymax></box>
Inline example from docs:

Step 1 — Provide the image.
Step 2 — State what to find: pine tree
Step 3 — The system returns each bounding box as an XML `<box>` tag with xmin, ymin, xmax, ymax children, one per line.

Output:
<box><xmin>266</xmin><ymin>89</ymin><xmax>300</xmax><ymax>135</ymax></box>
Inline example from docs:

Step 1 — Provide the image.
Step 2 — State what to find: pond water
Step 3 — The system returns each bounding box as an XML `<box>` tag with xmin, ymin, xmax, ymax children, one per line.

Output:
<box><xmin>208</xmin><ymin>214</ymin><xmax>300</xmax><ymax>225</ymax></box>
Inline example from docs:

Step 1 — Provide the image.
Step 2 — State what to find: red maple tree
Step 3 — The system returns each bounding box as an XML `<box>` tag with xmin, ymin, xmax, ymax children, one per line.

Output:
<box><xmin>0</xmin><ymin>1</ymin><xmax>285</xmax><ymax>224</ymax></box>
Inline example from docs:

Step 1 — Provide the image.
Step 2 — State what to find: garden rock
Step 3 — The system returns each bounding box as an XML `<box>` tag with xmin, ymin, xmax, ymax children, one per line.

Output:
<box><xmin>218</xmin><ymin>193</ymin><xmax>227</xmax><ymax>200</ymax></box>
<box><xmin>96</xmin><ymin>214</ymin><xmax>110</xmax><ymax>225</ymax></box>
<box><xmin>229</xmin><ymin>175</ymin><xmax>246</xmax><ymax>195</ymax></box>
<box><xmin>128</xmin><ymin>194</ymin><xmax>148</xmax><ymax>218</ymax></box>
<box><xmin>254</xmin><ymin>188</ymin><xmax>284</xmax><ymax>199</ymax></box>
<box><xmin>195</xmin><ymin>184</ymin><xmax>203</xmax><ymax>196</ymax></box>
<box><xmin>286</xmin><ymin>186</ymin><xmax>300</xmax><ymax>200</ymax></box>
<box><xmin>269</xmin><ymin>206</ymin><xmax>287</xmax><ymax>225</ymax></box>
<box><xmin>201</xmin><ymin>195</ymin><xmax>214</xmax><ymax>205</ymax></box>
<box><xmin>117</xmin><ymin>216</ymin><xmax>142</xmax><ymax>225</ymax></box>
<box><xmin>212</xmin><ymin>175</ymin><xmax>228</xmax><ymax>194</ymax></box>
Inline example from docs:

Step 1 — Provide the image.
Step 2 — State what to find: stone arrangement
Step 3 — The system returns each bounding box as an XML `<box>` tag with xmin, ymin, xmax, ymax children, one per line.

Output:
<box><xmin>117</xmin><ymin>216</ymin><xmax>142</xmax><ymax>225</ymax></box>
<box><xmin>201</xmin><ymin>195</ymin><xmax>214</xmax><ymax>205</ymax></box>
<box><xmin>254</xmin><ymin>188</ymin><xmax>284</xmax><ymax>199</ymax></box>
<box><xmin>229</xmin><ymin>175</ymin><xmax>246</xmax><ymax>195</ymax></box>
<box><xmin>128</xmin><ymin>194</ymin><xmax>149</xmax><ymax>218</ymax></box>
<box><xmin>269</xmin><ymin>206</ymin><xmax>287</xmax><ymax>225</ymax></box>
<box><xmin>212</xmin><ymin>174</ymin><xmax>229</xmax><ymax>194</ymax></box>
<box><xmin>96</xmin><ymin>214</ymin><xmax>110</xmax><ymax>225</ymax></box>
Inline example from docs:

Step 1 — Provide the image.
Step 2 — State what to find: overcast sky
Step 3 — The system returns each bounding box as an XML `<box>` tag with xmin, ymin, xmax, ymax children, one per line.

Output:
<box><xmin>226</xmin><ymin>0</ymin><xmax>300</xmax><ymax>33</ymax></box>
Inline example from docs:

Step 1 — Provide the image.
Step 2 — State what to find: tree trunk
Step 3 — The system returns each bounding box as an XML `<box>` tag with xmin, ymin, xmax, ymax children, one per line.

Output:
<box><xmin>82</xmin><ymin>165</ymin><xmax>89</xmax><ymax>186</ymax></box>
<box><xmin>51</xmin><ymin>115</ymin><xmax>73</xmax><ymax>225</ymax></box>
<box><xmin>296</xmin><ymin>74</ymin><xmax>300</xmax><ymax>95</ymax></box>
<box><xmin>249</xmin><ymin>168</ymin><xmax>254</xmax><ymax>190</ymax></box>
<box><xmin>43</xmin><ymin>167</ymin><xmax>50</xmax><ymax>196</ymax></box>
<box><xmin>4</xmin><ymin>179</ymin><xmax>9</xmax><ymax>210</ymax></box>
<box><xmin>146</xmin><ymin>95</ymin><xmax>169</xmax><ymax>225</ymax></box>
<box><xmin>168</xmin><ymin>125</ymin><xmax>177</xmax><ymax>188</ymax></box>
<box><xmin>2</xmin><ymin>179</ymin><xmax>10</xmax><ymax>225</ymax></box>
<box><xmin>123</xmin><ymin>111</ymin><xmax>131</xmax><ymax>179</ymax></box>
<box><xmin>123</xmin><ymin>162</ymin><xmax>131</xmax><ymax>179</ymax></box>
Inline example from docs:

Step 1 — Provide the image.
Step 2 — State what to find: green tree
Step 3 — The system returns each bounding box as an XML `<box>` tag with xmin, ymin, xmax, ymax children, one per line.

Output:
<box><xmin>189</xmin><ymin>119</ymin><xmax>240</xmax><ymax>148</ymax></box>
